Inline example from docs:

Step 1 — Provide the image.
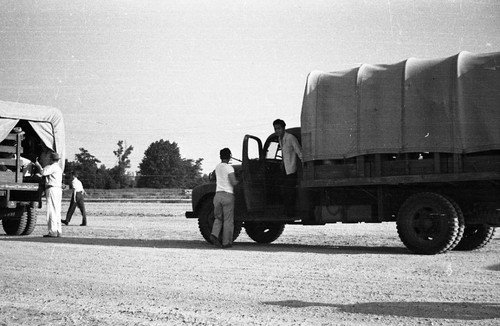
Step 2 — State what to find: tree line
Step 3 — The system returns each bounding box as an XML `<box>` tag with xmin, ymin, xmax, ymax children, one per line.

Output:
<box><xmin>65</xmin><ymin>140</ymin><xmax>208</xmax><ymax>189</ymax></box>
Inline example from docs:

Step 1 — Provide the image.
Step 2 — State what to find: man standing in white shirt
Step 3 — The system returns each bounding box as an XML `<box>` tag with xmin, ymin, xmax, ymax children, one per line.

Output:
<box><xmin>211</xmin><ymin>148</ymin><xmax>238</xmax><ymax>249</ymax></box>
<box><xmin>36</xmin><ymin>151</ymin><xmax>63</xmax><ymax>238</ymax></box>
<box><xmin>62</xmin><ymin>171</ymin><xmax>87</xmax><ymax>226</ymax></box>
<box><xmin>273</xmin><ymin>119</ymin><xmax>303</xmax><ymax>217</ymax></box>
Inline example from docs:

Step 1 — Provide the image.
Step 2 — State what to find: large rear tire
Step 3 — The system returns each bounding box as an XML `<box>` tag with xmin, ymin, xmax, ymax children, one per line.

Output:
<box><xmin>397</xmin><ymin>192</ymin><xmax>461</xmax><ymax>255</ymax></box>
<box><xmin>1</xmin><ymin>205</ymin><xmax>29</xmax><ymax>235</ymax></box>
<box><xmin>453</xmin><ymin>225</ymin><xmax>496</xmax><ymax>251</ymax></box>
<box><xmin>443</xmin><ymin>196</ymin><xmax>465</xmax><ymax>250</ymax></box>
<box><xmin>245</xmin><ymin>222</ymin><xmax>285</xmax><ymax>243</ymax></box>
<box><xmin>197</xmin><ymin>197</ymin><xmax>242</xmax><ymax>244</ymax></box>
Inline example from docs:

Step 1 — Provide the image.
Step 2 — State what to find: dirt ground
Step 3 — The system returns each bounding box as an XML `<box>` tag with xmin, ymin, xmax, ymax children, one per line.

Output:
<box><xmin>1</xmin><ymin>202</ymin><xmax>499</xmax><ymax>326</ymax></box>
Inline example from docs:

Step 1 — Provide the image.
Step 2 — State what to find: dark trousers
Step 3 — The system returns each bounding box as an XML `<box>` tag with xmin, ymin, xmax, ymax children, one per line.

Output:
<box><xmin>66</xmin><ymin>192</ymin><xmax>87</xmax><ymax>225</ymax></box>
<box><xmin>282</xmin><ymin>172</ymin><xmax>297</xmax><ymax>216</ymax></box>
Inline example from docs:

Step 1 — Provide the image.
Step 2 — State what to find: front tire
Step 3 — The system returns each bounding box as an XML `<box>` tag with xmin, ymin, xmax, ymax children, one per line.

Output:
<box><xmin>245</xmin><ymin>222</ymin><xmax>285</xmax><ymax>243</ymax></box>
<box><xmin>197</xmin><ymin>197</ymin><xmax>242</xmax><ymax>244</ymax></box>
<box><xmin>397</xmin><ymin>192</ymin><xmax>461</xmax><ymax>255</ymax></box>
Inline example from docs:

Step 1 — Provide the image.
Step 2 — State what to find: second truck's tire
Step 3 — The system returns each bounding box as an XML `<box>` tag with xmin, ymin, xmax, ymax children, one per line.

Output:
<box><xmin>396</xmin><ymin>192</ymin><xmax>461</xmax><ymax>255</ymax></box>
<box><xmin>1</xmin><ymin>205</ymin><xmax>29</xmax><ymax>236</ymax></box>
<box><xmin>197</xmin><ymin>197</ymin><xmax>242</xmax><ymax>244</ymax></box>
<box><xmin>245</xmin><ymin>222</ymin><xmax>285</xmax><ymax>243</ymax></box>
<box><xmin>22</xmin><ymin>202</ymin><xmax>37</xmax><ymax>235</ymax></box>
<box><xmin>453</xmin><ymin>225</ymin><xmax>496</xmax><ymax>251</ymax></box>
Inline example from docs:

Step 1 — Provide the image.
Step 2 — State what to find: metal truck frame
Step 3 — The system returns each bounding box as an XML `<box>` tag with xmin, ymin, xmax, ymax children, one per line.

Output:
<box><xmin>0</xmin><ymin>101</ymin><xmax>65</xmax><ymax>236</ymax></box>
<box><xmin>186</xmin><ymin>51</ymin><xmax>500</xmax><ymax>254</ymax></box>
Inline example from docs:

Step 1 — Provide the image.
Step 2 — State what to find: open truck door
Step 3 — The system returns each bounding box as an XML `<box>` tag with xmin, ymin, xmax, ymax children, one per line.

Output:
<box><xmin>242</xmin><ymin>135</ymin><xmax>266</xmax><ymax>212</ymax></box>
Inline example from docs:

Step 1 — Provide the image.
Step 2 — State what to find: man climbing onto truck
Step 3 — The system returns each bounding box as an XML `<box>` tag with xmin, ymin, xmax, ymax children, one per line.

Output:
<box><xmin>273</xmin><ymin>119</ymin><xmax>302</xmax><ymax>217</ymax></box>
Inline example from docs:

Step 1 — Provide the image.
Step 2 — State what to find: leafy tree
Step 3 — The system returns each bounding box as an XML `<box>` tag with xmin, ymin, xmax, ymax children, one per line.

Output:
<box><xmin>109</xmin><ymin>140</ymin><xmax>134</xmax><ymax>188</ymax></box>
<box><xmin>67</xmin><ymin>148</ymin><xmax>101</xmax><ymax>188</ymax></box>
<box><xmin>64</xmin><ymin>148</ymin><xmax>112</xmax><ymax>189</ymax></box>
<box><xmin>181</xmin><ymin>158</ymin><xmax>205</xmax><ymax>188</ymax></box>
<box><xmin>64</xmin><ymin>159</ymin><xmax>79</xmax><ymax>184</ymax></box>
<box><xmin>137</xmin><ymin>139</ymin><xmax>203</xmax><ymax>188</ymax></box>
<box><xmin>64</xmin><ymin>140</ymin><xmax>204</xmax><ymax>189</ymax></box>
<box><xmin>96</xmin><ymin>165</ymin><xmax>115</xmax><ymax>189</ymax></box>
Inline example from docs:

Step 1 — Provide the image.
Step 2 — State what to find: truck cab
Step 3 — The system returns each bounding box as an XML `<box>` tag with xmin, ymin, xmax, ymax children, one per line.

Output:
<box><xmin>240</xmin><ymin>127</ymin><xmax>306</xmax><ymax>219</ymax></box>
<box><xmin>186</xmin><ymin>127</ymin><xmax>307</xmax><ymax>244</ymax></box>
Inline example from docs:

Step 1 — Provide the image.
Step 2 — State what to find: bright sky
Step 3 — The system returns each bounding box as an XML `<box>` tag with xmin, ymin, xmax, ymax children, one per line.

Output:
<box><xmin>1</xmin><ymin>0</ymin><xmax>499</xmax><ymax>174</ymax></box>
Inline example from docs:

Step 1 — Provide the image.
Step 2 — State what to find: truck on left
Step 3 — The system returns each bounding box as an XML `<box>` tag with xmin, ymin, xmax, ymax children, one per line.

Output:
<box><xmin>0</xmin><ymin>101</ymin><xmax>65</xmax><ymax>235</ymax></box>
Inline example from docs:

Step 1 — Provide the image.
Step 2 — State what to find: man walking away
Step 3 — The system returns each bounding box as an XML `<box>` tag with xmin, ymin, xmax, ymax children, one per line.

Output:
<box><xmin>62</xmin><ymin>171</ymin><xmax>87</xmax><ymax>226</ymax></box>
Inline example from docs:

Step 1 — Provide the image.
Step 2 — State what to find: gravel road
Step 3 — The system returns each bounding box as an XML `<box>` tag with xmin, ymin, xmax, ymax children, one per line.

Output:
<box><xmin>1</xmin><ymin>202</ymin><xmax>499</xmax><ymax>325</ymax></box>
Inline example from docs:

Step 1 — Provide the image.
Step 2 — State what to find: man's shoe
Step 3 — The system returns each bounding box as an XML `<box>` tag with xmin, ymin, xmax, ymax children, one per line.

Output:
<box><xmin>43</xmin><ymin>234</ymin><xmax>57</xmax><ymax>238</ymax></box>
<box><xmin>61</xmin><ymin>220</ymin><xmax>68</xmax><ymax>225</ymax></box>
<box><xmin>80</xmin><ymin>224</ymin><xmax>87</xmax><ymax>226</ymax></box>
<box><xmin>210</xmin><ymin>234</ymin><xmax>222</xmax><ymax>248</ymax></box>
<box><xmin>222</xmin><ymin>244</ymin><xmax>233</xmax><ymax>249</ymax></box>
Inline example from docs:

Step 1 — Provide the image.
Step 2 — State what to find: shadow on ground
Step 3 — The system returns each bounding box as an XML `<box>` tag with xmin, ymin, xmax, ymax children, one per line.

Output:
<box><xmin>486</xmin><ymin>263</ymin><xmax>500</xmax><ymax>271</ymax></box>
<box><xmin>262</xmin><ymin>300</ymin><xmax>500</xmax><ymax>320</ymax></box>
<box><xmin>0</xmin><ymin>235</ymin><xmax>408</xmax><ymax>255</ymax></box>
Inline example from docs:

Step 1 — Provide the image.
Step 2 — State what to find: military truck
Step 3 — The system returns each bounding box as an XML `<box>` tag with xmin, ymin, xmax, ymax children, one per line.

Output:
<box><xmin>0</xmin><ymin>101</ymin><xmax>65</xmax><ymax>235</ymax></box>
<box><xmin>186</xmin><ymin>51</ymin><xmax>500</xmax><ymax>254</ymax></box>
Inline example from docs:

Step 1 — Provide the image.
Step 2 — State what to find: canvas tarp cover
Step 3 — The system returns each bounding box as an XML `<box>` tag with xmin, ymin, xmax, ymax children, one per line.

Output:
<box><xmin>301</xmin><ymin>51</ymin><xmax>500</xmax><ymax>162</ymax></box>
<box><xmin>0</xmin><ymin>100</ymin><xmax>65</xmax><ymax>170</ymax></box>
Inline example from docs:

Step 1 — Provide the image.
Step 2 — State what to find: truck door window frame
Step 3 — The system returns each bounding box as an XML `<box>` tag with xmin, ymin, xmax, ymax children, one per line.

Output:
<box><xmin>242</xmin><ymin>135</ymin><xmax>266</xmax><ymax>211</ymax></box>
<box><xmin>265</xmin><ymin>139</ymin><xmax>282</xmax><ymax>160</ymax></box>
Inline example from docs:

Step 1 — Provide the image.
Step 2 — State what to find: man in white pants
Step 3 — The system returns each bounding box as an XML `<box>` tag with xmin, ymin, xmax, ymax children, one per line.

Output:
<box><xmin>211</xmin><ymin>148</ymin><xmax>238</xmax><ymax>248</ymax></box>
<box><xmin>37</xmin><ymin>152</ymin><xmax>63</xmax><ymax>238</ymax></box>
